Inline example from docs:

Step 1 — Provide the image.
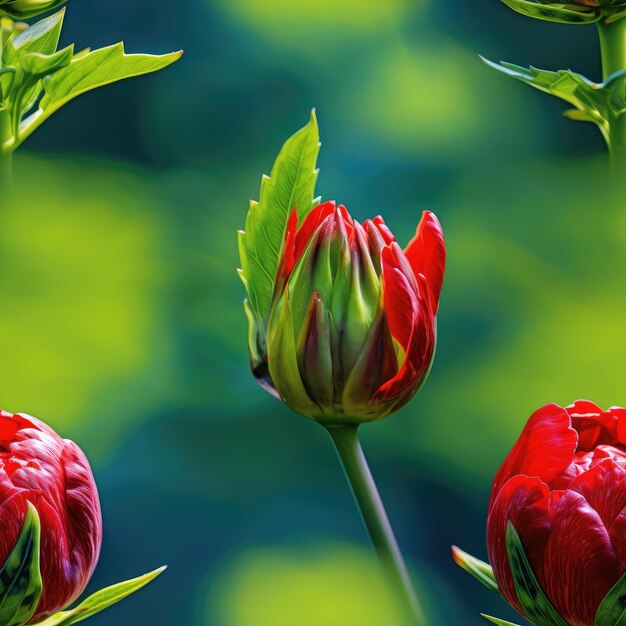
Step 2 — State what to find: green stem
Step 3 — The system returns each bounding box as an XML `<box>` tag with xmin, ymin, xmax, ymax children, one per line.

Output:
<box><xmin>327</xmin><ymin>425</ymin><xmax>424</xmax><ymax>625</ymax></box>
<box><xmin>597</xmin><ymin>18</ymin><xmax>626</xmax><ymax>169</ymax></box>
<box><xmin>0</xmin><ymin>108</ymin><xmax>13</xmax><ymax>191</ymax></box>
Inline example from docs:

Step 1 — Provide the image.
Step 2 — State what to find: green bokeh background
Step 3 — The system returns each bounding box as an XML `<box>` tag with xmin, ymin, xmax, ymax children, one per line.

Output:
<box><xmin>2</xmin><ymin>0</ymin><xmax>620</xmax><ymax>624</ymax></box>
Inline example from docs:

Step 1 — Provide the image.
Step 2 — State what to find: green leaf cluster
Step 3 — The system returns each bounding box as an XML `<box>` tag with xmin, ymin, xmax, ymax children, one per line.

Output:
<box><xmin>237</xmin><ymin>110</ymin><xmax>321</xmax><ymax>373</ymax></box>
<box><xmin>0</xmin><ymin>9</ymin><xmax>181</xmax><ymax>154</ymax></box>
<box><xmin>483</xmin><ymin>58</ymin><xmax>626</xmax><ymax>145</ymax></box>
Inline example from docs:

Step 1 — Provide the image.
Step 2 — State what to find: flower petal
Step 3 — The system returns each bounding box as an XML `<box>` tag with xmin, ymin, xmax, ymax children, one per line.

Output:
<box><xmin>491</xmin><ymin>404</ymin><xmax>578</xmax><ymax>499</ymax></box>
<box><xmin>542</xmin><ymin>489</ymin><xmax>620</xmax><ymax>626</ymax></box>
<box><xmin>374</xmin><ymin>244</ymin><xmax>435</xmax><ymax>402</ymax></box>
<box><xmin>567</xmin><ymin>400</ymin><xmax>619</xmax><ymax>451</ymax></box>
<box><xmin>403</xmin><ymin>211</ymin><xmax>446</xmax><ymax>313</ymax></box>
<box><xmin>486</xmin><ymin>475</ymin><xmax>551</xmax><ymax>616</ymax></box>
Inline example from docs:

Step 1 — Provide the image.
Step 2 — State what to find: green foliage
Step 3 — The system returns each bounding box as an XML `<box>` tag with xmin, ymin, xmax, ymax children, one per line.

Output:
<box><xmin>32</xmin><ymin>567</ymin><xmax>166</xmax><ymax>626</ymax></box>
<box><xmin>595</xmin><ymin>570</ymin><xmax>626</xmax><ymax>625</ymax></box>
<box><xmin>498</xmin><ymin>0</ymin><xmax>600</xmax><ymax>23</ymax></box>
<box><xmin>451</xmin><ymin>546</ymin><xmax>499</xmax><ymax>593</ymax></box>
<box><xmin>0</xmin><ymin>503</ymin><xmax>42</xmax><ymax>626</ymax></box>
<box><xmin>483</xmin><ymin>57</ymin><xmax>626</xmax><ymax>141</ymax></box>
<box><xmin>481</xmin><ymin>615</ymin><xmax>523</xmax><ymax>626</ymax></box>
<box><xmin>238</xmin><ymin>110</ymin><xmax>320</xmax><ymax>327</ymax></box>
<box><xmin>0</xmin><ymin>9</ymin><xmax>181</xmax><ymax>153</ymax></box>
<box><xmin>506</xmin><ymin>522</ymin><xmax>567</xmax><ymax>626</ymax></box>
<box><xmin>0</xmin><ymin>0</ymin><xmax>68</xmax><ymax>20</ymax></box>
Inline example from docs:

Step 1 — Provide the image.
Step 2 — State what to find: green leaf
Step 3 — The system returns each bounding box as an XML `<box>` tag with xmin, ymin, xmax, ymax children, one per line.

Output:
<box><xmin>499</xmin><ymin>0</ymin><xmax>601</xmax><ymax>23</ymax></box>
<box><xmin>0</xmin><ymin>502</ymin><xmax>43</xmax><ymax>626</ymax></box>
<box><xmin>21</xmin><ymin>45</ymin><xmax>73</xmax><ymax>77</ymax></box>
<box><xmin>0</xmin><ymin>0</ymin><xmax>69</xmax><ymax>20</ymax></box>
<box><xmin>238</xmin><ymin>109</ymin><xmax>321</xmax><ymax>327</ymax></box>
<box><xmin>506</xmin><ymin>522</ymin><xmax>568</xmax><ymax>626</ymax></box>
<box><xmin>452</xmin><ymin>545</ymin><xmax>499</xmax><ymax>593</ymax></box>
<box><xmin>595</xmin><ymin>570</ymin><xmax>626</xmax><ymax>625</ymax></box>
<box><xmin>4</xmin><ymin>8</ymin><xmax>65</xmax><ymax>64</ymax></box>
<box><xmin>32</xmin><ymin>566</ymin><xmax>166</xmax><ymax>626</ymax></box>
<box><xmin>481</xmin><ymin>615</ymin><xmax>523</xmax><ymax>626</ymax></box>
<box><xmin>14</xmin><ymin>43</ymin><xmax>182</xmax><ymax>147</ymax></box>
<box><xmin>482</xmin><ymin>57</ymin><xmax>626</xmax><ymax>133</ymax></box>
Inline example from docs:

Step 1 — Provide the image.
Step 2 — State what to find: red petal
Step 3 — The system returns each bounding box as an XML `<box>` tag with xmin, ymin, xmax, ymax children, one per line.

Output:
<box><xmin>491</xmin><ymin>404</ymin><xmax>578</xmax><ymax>500</ymax></box>
<box><xmin>403</xmin><ymin>211</ymin><xmax>446</xmax><ymax>313</ymax></box>
<box><xmin>292</xmin><ymin>201</ymin><xmax>336</xmax><ymax>265</ymax></box>
<box><xmin>542</xmin><ymin>489</ymin><xmax>620</xmax><ymax>626</ymax></box>
<box><xmin>567</xmin><ymin>400</ymin><xmax>619</xmax><ymax>451</ymax></box>
<box><xmin>375</xmin><ymin>244</ymin><xmax>435</xmax><ymax>401</ymax></box>
<box><xmin>486</xmin><ymin>475</ymin><xmax>551</xmax><ymax>615</ymax></box>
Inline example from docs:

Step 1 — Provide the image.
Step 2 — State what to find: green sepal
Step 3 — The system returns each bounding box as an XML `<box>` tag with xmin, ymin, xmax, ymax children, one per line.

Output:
<box><xmin>0</xmin><ymin>502</ymin><xmax>43</xmax><ymax>626</ymax></box>
<box><xmin>31</xmin><ymin>566</ymin><xmax>166</xmax><ymax>626</ymax></box>
<box><xmin>506</xmin><ymin>522</ymin><xmax>568</xmax><ymax>626</ymax></box>
<box><xmin>498</xmin><ymin>0</ymin><xmax>601</xmax><ymax>23</ymax></box>
<box><xmin>451</xmin><ymin>545</ymin><xmax>499</xmax><ymax>593</ymax></box>
<box><xmin>483</xmin><ymin>57</ymin><xmax>626</xmax><ymax>136</ymax></box>
<box><xmin>0</xmin><ymin>0</ymin><xmax>69</xmax><ymax>20</ymax></box>
<box><xmin>238</xmin><ymin>110</ymin><xmax>321</xmax><ymax>331</ymax></box>
<box><xmin>481</xmin><ymin>615</ymin><xmax>523</xmax><ymax>626</ymax></box>
<box><xmin>594</xmin><ymin>569</ymin><xmax>626</xmax><ymax>625</ymax></box>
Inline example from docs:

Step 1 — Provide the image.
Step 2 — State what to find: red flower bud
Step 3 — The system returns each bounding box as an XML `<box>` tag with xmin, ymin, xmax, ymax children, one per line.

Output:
<box><xmin>0</xmin><ymin>409</ymin><xmax>102</xmax><ymax>621</ymax></box>
<box><xmin>487</xmin><ymin>401</ymin><xmax>626</xmax><ymax>626</ymax></box>
<box><xmin>265</xmin><ymin>201</ymin><xmax>446</xmax><ymax>424</ymax></box>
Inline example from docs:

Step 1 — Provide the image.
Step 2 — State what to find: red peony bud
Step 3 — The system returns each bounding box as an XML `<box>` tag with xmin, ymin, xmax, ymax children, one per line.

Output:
<box><xmin>264</xmin><ymin>201</ymin><xmax>446</xmax><ymax>425</ymax></box>
<box><xmin>0</xmin><ymin>409</ymin><xmax>102</xmax><ymax>621</ymax></box>
<box><xmin>486</xmin><ymin>401</ymin><xmax>626</xmax><ymax>626</ymax></box>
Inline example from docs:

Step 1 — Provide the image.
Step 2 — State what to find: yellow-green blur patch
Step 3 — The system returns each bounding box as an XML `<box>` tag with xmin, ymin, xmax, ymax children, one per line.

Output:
<box><xmin>206</xmin><ymin>541</ymin><xmax>409</xmax><ymax>626</ymax></box>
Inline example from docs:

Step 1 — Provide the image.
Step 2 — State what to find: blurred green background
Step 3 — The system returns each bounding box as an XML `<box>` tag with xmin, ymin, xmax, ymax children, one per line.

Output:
<box><xmin>2</xmin><ymin>0</ymin><xmax>622</xmax><ymax>624</ymax></box>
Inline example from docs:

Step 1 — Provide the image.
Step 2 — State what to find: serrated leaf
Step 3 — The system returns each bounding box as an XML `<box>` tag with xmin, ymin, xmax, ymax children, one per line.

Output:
<box><xmin>482</xmin><ymin>615</ymin><xmax>523</xmax><ymax>626</ymax></box>
<box><xmin>0</xmin><ymin>502</ymin><xmax>43</xmax><ymax>626</ymax></box>
<box><xmin>15</xmin><ymin>43</ymin><xmax>182</xmax><ymax>146</ymax></box>
<box><xmin>238</xmin><ymin>110</ymin><xmax>321</xmax><ymax>329</ymax></box>
<box><xmin>32</xmin><ymin>566</ymin><xmax>166</xmax><ymax>626</ymax></box>
<box><xmin>452</xmin><ymin>546</ymin><xmax>499</xmax><ymax>593</ymax></box>
<box><xmin>594</xmin><ymin>570</ymin><xmax>626</xmax><ymax>625</ymax></box>
<box><xmin>506</xmin><ymin>522</ymin><xmax>568</xmax><ymax>626</ymax></box>
<box><xmin>483</xmin><ymin>57</ymin><xmax>626</xmax><ymax>133</ymax></box>
<box><xmin>499</xmin><ymin>0</ymin><xmax>601</xmax><ymax>23</ymax></box>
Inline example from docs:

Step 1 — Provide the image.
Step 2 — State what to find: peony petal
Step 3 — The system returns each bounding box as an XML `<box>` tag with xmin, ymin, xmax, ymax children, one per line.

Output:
<box><xmin>403</xmin><ymin>211</ymin><xmax>446</xmax><ymax>313</ymax></box>
<box><xmin>375</xmin><ymin>244</ymin><xmax>435</xmax><ymax>402</ymax></box>
<box><xmin>542</xmin><ymin>489</ymin><xmax>620</xmax><ymax>626</ymax></box>
<box><xmin>292</xmin><ymin>201</ymin><xmax>336</xmax><ymax>265</ymax></box>
<box><xmin>486</xmin><ymin>475</ymin><xmax>551</xmax><ymax>616</ymax></box>
<box><xmin>567</xmin><ymin>400</ymin><xmax>619</xmax><ymax>451</ymax></box>
<box><xmin>491</xmin><ymin>404</ymin><xmax>578</xmax><ymax>500</ymax></box>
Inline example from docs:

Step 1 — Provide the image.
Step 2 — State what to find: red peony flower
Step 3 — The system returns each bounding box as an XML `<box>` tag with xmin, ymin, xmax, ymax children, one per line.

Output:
<box><xmin>486</xmin><ymin>401</ymin><xmax>626</xmax><ymax>626</ymax></box>
<box><xmin>0</xmin><ymin>409</ymin><xmax>102</xmax><ymax>621</ymax></box>
<box><xmin>258</xmin><ymin>201</ymin><xmax>446</xmax><ymax>424</ymax></box>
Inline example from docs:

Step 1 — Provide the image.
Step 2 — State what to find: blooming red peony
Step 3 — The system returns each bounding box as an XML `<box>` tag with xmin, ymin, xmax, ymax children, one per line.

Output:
<box><xmin>261</xmin><ymin>201</ymin><xmax>446</xmax><ymax>424</ymax></box>
<box><xmin>487</xmin><ymin>400</ymin><xmax>626</xmax><ymax>626</ymax></box>
<box><xmin>0</xmin><ymin>409</ymin><xmax>102</xmax><ymax>621</ymax></box>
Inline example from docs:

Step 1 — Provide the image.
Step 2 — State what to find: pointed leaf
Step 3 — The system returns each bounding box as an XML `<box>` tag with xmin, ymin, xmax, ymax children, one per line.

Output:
<box><xmin>452</xmin><ymin>546</ymin><xmax>499</xmax><ymax>593</ymax></box>
<box><xmin>238</xmin><ymin>110</ymin><xmax>321</xmax><ymax>326</ymax></box>
<box><xmin>499</xmin><ymin>0</ymin><xmax>600</xmax><ymax>23</ymax></box>
<box><xmin>594</xmin><ymin>570</ymin><xmax>626</xmax><ymax>625</ymax></box>
<box><xmin>21</xmin><ymin>45</ymin><xmax>73</xmax><ymax>77</ymax></box>
<box><xmin>506</xmin><ymin>522</ymin><xmax>568</xmax><ymax>626</ymax></box>
<box><xmin>4</xmin><ymin>8</ymin><xmax>65</xmax><ymax>64</ymax></box>
<box><xmin>482</xmin><ymin>615</ymin><xmax>523</xmax><ymax>626</ymax></box>
<box><xmin>0</xmin><ymin>502</ymin><xmax>43</xmax><ymax>626</ymax></box>
<box><xmin>32</xmin><ymin>567</ymin><xmax>166</xmax><ymax>626</ymax></box>
<box><xmin>14</xmin><ymin>43</ymin><xmax>181</xmax><ymax>148</ymax></box>
<box><xmin>483</xmin><ymin>57</ymin><xmax>626</xmax><ymax>129</ymax></box>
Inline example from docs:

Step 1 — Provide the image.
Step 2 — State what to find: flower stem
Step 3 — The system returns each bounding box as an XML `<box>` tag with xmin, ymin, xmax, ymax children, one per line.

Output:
<box><xmin>327</xmin><ymin>425</ymin><xmax>424</xmax><ymax>625</ymax></box>
<box><xmin>597</xmin><ymin>17</ymin><xmax>626</xmax><ymax>169</ymax></box>
<box><xmin>0</xmin><ymin>109</ymin><xmax>13</xmax><ymax>192</ymax></box>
